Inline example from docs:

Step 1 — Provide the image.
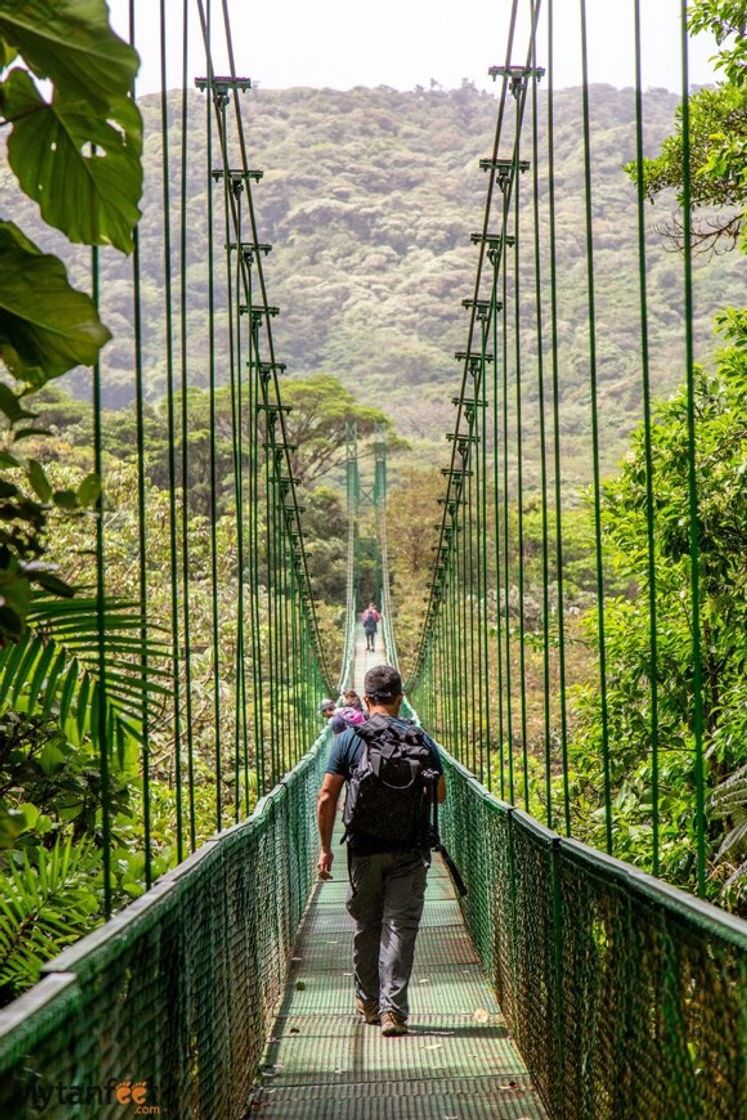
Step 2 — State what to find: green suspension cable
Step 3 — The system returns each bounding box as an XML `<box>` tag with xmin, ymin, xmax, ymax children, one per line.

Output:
<box><xmin>633</xmin><ymin>0</ymin><xmax>660</xmax><ymax>874</ymax></box>
<box><xmin>249</xmin><ymin>311</ymin><xmax>266</xmax><ymax>794</ymax></box>
<box><xmin>180</xmin><ymin>0</ymin><xmax>196</xmax><ymax>851</ymax></box>
<box><xmin>203</xmin><ymin>18</ymin><xmax>223</xmax><ymax>834</ymax></box>
<box><xmin>547</xmin><ymin>0</ymin><xmax>571</xmax><ymax>835</ymax></box>
<box><xmin>264</xmin><ymin>413</ymin><xmax>276</xmax><ymax>787</ymax></box>
<box><xmin>233</xmin><ymin>242</ymin><xmax>249</xmax><ymax>818</ymax></box>
<box><xmin>679</xmin><ymin>0</ymin><xmax>706</xmax><ymax>896</ymax></box>
<box><xmin>159</xmin><ymin>0</ymin><xmax>184</xmax><ymax>863</ymax></box>
<box><xmin>221</xmin><ymin>169</ymin><xmax>241</xmax><ymax>821</ymax></box>
<box><xmin>129</xmin><ymin>0</ymin><xmax>152</xmax><ymax>885</ymax></box>
<box><xmin>501</xmin><ymin>221</ymin><xmax>515</xmax><ymax>804</ymax></box>
<box><xmin>92</xmin><ymin>241</ymin><xmax>111</xmax><ymax>918</ymax></box>
<box><xmin>579</xmin><ymin>0</ymin><xmax>613</xmax><ymax>853</ymax></box>
<box><xmin>491</xmin><ymin>254</ymin><xmax>506</xmax><ymax>799</ymax></box>
<box><xmin>465</xmin><ymin>439</ymin><xmax>477</xmax><ymax>774</ymax></box>
<box><xmin>531</xmin><ymin>19</ymin><xmax>553</xmax><ymax>828</ymax></box>
<box><xmin>479</xmin><ymin>328</ymin><xmax>490</xmax><ymax>788</ymax></box>
<box><xmin>513</xmin><ymin>87</ymin><xmax>530</xmax><ymax>812</ymax></box>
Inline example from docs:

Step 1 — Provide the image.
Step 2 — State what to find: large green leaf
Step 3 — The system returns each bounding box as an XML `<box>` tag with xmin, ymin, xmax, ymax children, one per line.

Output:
<box><xmin>1</xmin><ymin>68</ymin><xmax>142</xmax><ymax>252</ymax></box>
<box><xmin>0</xmin><ymin>596</ymin><xmax>169</xmax><ymax>766</ymax></box>
<box><xmin>0</xmin><ymin>35</ymin><xmax>17</xmax><ymax>68</ymax></box>
<box><xmin>0</xmin><ymin>0</ymin><xmax>138</xmax><ymax>108</ymax></box>
<box><xmin>0</xmin><ymin>836</ymin><xmax>100</xmax><ymax>997</ymax></box>
<box><xmin>0</xmin><ymin>220</ymin><xmax>110</xmax><ymax>384</ymax></box>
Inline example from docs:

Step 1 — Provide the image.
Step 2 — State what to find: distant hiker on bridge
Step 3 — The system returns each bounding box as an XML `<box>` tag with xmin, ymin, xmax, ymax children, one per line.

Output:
<box><xmin>362</xmin><ymin>602</ymin><xmax>380</xmax><ymax>652</ymax></box>
<box><xmin>342</xmin><ymin>688</ymin><xmax>365</xmax><ymax>712</ymax></box>
<box><xmin>319</xmin><ymin>698</ymin><xmax>336</xmax><ymax>722</ymax></box>
<box><xmin>316</xmin><ymin>664</ymin><xmax>446</xmax><ymax>1037</ymax></box>
<box><xmin>330</xmin><ymin>690</ymin><xmax>367</xmax><ymax>735</ymax></box>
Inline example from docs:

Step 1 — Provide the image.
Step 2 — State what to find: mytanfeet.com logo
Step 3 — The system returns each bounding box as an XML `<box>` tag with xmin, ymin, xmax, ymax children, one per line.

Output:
<box><xmin>24</xmin><ymin>1078</ymin><xmax>160</xmax><ymax>1113</ymax></box>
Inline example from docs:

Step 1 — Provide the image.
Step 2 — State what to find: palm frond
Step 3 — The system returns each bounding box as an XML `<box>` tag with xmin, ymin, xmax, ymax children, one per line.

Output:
<box><xmin>0</xmin><ymin>837</ymin><xmax>100</xmax><ymax>998</ymax></box>
<box><xmin>0</xmin><ymin>596</ymin><xmax>169</xmax><ymax>766</ymax></box>
<box><xmin>710</xmin><ymin>763</ymin><xmax>747</xmax><ymax>817</ymax></box>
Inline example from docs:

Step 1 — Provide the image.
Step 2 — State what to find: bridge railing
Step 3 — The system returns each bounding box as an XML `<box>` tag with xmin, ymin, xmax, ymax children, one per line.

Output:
<box><xmin>0</xmin><ymin>729</ymin><xmax>330</xmax><ymax>1119</ymax></box>
<box><xmin>439</xmin><ymin>748</ymin><xmax>747</xmax><ymax>1120</ymax></box>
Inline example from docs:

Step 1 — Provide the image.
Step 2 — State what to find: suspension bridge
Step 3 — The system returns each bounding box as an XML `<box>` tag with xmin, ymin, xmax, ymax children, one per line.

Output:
<box><xmin>0</xmin><ymin>1</ymin><xmax>745</xmax><ymax>1118</ymax></box>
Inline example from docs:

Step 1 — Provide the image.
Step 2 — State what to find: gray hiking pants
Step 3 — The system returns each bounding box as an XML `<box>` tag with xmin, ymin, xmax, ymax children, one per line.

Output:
<box><xmin>346</xmin><ymin>849</ymin><xmax>429</xmax><ymax>1019</ymax></box>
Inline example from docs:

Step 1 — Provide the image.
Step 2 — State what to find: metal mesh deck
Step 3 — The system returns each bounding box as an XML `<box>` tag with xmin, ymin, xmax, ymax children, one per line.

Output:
<box><xmin>248</xmin><ymin>847</ymin><xmax>547</xmax><ymax>1118</ymax></box>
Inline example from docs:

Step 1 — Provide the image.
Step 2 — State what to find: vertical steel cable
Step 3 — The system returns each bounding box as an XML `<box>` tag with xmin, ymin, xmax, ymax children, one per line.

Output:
<box><xmin>579</xmin><ymin>0</ymin><xmax>613</xmax><ymax>852</ymax></box>
<box><xmin>232</xmin><ymin>239</ymin><xmax>249</xmax><ymax>816</ymax></box>
<box><xmin>272</xmin><ymin>457</ymin><xmax>284</xmax><ymax>779</ymax></box>
<box><xmin>531</xmin><ymin>3</ymin><xmax>553</xmax><ymax>827</ymax></box>
<box><xmin>513</xmin><ymin>87</ymin><xmax>530</xmax><ymax>811</ymax></box>
<box><xmin>479</xmin><ymin>328</ymin><xmax>490</xmax><ymax>788</ymax></box>
<box><xmin>281</xmin><ymin>507</ymin><xmax>292</xmax><ymax>769</ymax></box>
<box><xmin>460</xmin><ymin>498</ymin><xmax>469</xmax><ymax>768</ymax></box>
<box><xmin>129</xmin><ymin>0</ymin><xmax>152</xmax><ymax>885</ymax></box>
<box><xmin>159</xmin><ymin>0</ymin><xmax>184</xmax><ymax>862</ymax></box>
<box><xmin>466</xmin><ymin>440</ymin><xmax>476</xmax><ymax>773</ymax></box>
<box><xmin>220</xmin><ymin>162</ymin><xmax>241</xmax><ymax>819</ymax></box>
<box><xmin>263</xmin><ymin>413</ymin><xmax>275</xmax><ymax>787</ymax></box>
<box><xmin>289</xmin><ymin>542</ymin><xmax>300</xmax><ymax>766</ymax></box>
<box><xmin>633</xmin><ymin>0</ymin><xmax>660</xmax><ymax>873</ymax></box>
<box><xmin>180</xmin><ymin>0</ymin><xmax>196</xmax><ymax>851</ymax></box>
<box><xmin>679</xmin><ymin>0</ymin><xmax>706</xmax><ymax>895</ymax></box>
<box><xmin>92</xmin><ymin>240</ymin><xmax>111</xmax><ymax>917</ymax></box>
<box><xmin>248</xmin><ymin>311</ymin><xmax>266</xmax><ymax>794</ymax></box>
<box><xmin>202</xmin><ymin>1</ymin><xmax>223</xmax><ymax>833</ymax></box>
<box><xmin>491</xmin><ymin>255</ymin><xmax>506</xmax><ymax>799</ymax></box>
<box><xmin>501</xmin><ymin>223</ymin><xmax>515</xmax><ymax>804</ymax></box>
<box><xmin>451</xmin><ymin>545</ymin><xmax>462</xmax><ymax>757</ymax></box>
<box><xmin>547</xmin><ymin>0</ymin><xmax>570</xmax><ymax>835</ymax></box>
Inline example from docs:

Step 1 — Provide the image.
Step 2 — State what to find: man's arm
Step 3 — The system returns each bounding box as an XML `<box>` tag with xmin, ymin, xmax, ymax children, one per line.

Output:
<box><xmin>317</xmin><ymin>773</ymin><xmax>345</xmax><ymax>876</ymax></box>
<box><xmin>437</xmin><ymin>774</ymin><xmax>446</xmax><ymax>804</ymax></box>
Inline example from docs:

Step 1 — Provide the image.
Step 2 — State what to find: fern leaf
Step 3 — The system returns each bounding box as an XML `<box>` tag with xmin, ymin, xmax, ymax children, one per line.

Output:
<box><xmin>0</xmin><ymin>596</ymin><xmax>167</xmax><ymax>766</ymax></box>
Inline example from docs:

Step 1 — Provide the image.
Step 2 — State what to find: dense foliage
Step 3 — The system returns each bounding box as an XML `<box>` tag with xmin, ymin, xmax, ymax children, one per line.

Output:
<box><xmin>2</xmin><ymin>80</ymin><xmax>744</xmax><ymax>470</ymax></box>
<box><xmin>627</xmin><ymin>0</ymin><xmax>747</xmax><ymax>253</ymax></box>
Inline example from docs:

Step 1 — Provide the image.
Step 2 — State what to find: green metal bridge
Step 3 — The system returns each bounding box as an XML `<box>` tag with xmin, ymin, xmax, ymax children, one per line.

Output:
<box><xmin>0</xmin><ymin>2</ymin><xmax>745</xmax><ymax>1118</ymax></box>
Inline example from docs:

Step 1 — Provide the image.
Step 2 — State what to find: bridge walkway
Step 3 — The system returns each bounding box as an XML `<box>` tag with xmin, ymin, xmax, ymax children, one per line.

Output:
<box><xmin>247</xmin><ymin>624</ymin><xmax>547</xmax><ymax>1119</ymax></box>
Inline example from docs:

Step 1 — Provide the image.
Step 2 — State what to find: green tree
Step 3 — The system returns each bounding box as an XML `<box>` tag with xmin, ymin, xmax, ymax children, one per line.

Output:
<box><xmin>281</xmin><ymin>374</ymin><xmax>402</xmax><ymax>488</ymax></box>
<box><xmin>565</xmin><ymin>309</ymin><xmax>747</xmax><ymax>907</ymax></box>
<box><xmin>627</xmin><ymin>0</ymin><xmax>747</xmax><ymax>254</ymax></box>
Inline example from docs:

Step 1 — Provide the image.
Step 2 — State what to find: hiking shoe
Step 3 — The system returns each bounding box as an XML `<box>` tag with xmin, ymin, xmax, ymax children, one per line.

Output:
<box><xmin>356</xmin><ymin>997</ymin><xmax>380</xmax><ymax>1025</ymax></box>
<box><xmin>380</xmin><ymin>1010</ymin><xmax>408</xmax><ymax>1036</ymax></box>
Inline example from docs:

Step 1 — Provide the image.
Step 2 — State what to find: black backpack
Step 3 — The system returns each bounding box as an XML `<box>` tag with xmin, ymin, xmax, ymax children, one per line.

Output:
<box><xmin>342</xmin><ymin>714</ymin><xmax>439</xmax><ymax>846</ymax></box>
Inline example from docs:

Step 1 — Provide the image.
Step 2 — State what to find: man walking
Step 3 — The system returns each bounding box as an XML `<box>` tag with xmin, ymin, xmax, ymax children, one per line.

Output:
<box><xmin>316</xmin><ymin>665</ymin><xmax>446</xmax><ymax>1036</ymax></box>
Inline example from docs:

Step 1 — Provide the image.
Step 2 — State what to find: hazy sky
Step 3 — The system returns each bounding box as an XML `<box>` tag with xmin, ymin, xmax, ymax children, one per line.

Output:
<box><xmin>109</xmin><ymin>1</ymin><xmax>719</xmax><ymax>97</ymax></box>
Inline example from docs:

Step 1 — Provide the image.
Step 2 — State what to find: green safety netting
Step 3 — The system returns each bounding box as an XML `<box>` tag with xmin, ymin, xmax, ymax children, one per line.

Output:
<box><xmin>0</xmin><ymin>732</ymin><xmax>329</xmax><ymax>1119</ymax></box>
<box><xmin>438</xmin><ymin>751</ymin><xmax>747</xmax><ymax>1120</ymax></box>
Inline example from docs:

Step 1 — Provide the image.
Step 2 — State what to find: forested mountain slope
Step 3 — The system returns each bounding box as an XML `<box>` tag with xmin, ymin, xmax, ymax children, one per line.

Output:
<box><xmin>2</xmin><ymin>82</ymin><xmax>742</xmax><ymax>472</ymax></box>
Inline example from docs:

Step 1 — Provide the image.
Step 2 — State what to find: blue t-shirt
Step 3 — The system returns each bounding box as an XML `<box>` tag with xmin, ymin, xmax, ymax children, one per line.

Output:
<box><xmin>326</xmin><ymin>716</ymin><xmax>442</xmax><ymax>854</ymax></box>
